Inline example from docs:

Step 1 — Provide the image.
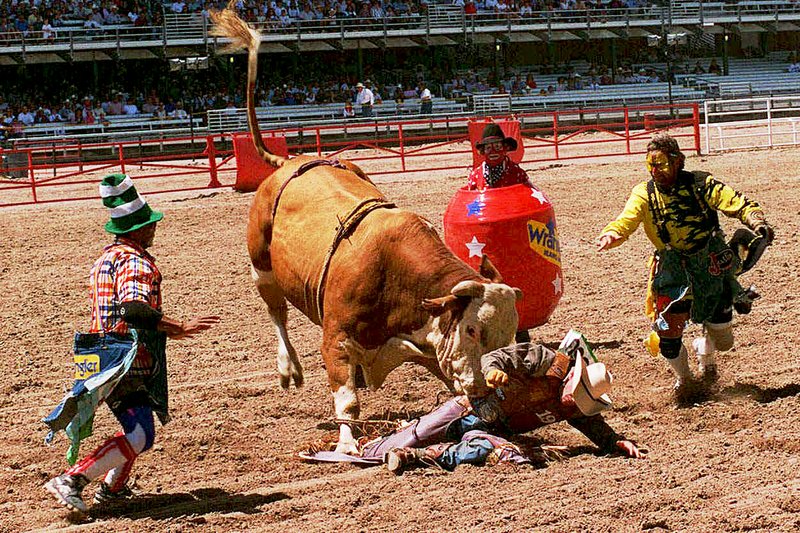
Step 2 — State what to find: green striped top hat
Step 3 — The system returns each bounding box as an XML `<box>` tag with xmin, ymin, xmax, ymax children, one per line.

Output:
<box><xmin>100</xmin><ymin>174</ymin><xmax>163</xmax><ymax>235</ymax></box>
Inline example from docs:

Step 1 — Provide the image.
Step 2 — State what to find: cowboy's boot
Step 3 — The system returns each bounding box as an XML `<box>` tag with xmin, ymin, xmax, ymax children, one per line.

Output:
<box><xmin>384</xmin><ymin>447</ymin><xmax>426</xmax><ymax>474</ymax></box>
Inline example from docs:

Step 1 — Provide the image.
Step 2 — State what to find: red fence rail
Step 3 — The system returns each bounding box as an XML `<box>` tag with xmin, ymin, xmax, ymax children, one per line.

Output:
<box><xmin>0</xmin><ymin>103</ymin><xmax>700</xmax><ymax>208</ymax></box>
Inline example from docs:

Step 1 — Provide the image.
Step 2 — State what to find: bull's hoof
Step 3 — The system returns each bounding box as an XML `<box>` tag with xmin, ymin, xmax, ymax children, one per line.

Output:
<box><xmin>280</xmin><ymin>375</ymin><xmax>291</xmax><ymax>389</ymax></box>
<box><xmin>334</xmin><ymin>441</ymin><xmax>359</xmax><ymax>455</ymax></box>
<box><xmin>292</xmin><ymin>372</ymin><xmax>304</xmax><ymax>388</ymax></box>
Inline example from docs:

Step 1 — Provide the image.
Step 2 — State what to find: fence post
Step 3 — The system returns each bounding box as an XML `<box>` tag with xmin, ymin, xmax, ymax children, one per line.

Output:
<box><xmin>206</xmin><ymin>135</ymin><xmax>221</xmax><ymax>188</ymax></box>
<box><xmin>398</xmin><ymin>123</ymin><xmax>406</xmax><ymax>172</ymax></box>
<box><xmin>316</xmin><ymin>127</ymin><xmax>322</xmax><ymax>157</ymax></box>
<box><xmin>552</xmin><ymin>111</ymin><xmax>559</xmax><ymax>160</ymax></box>
<box><xmin>624</xmin><ymin>107</ymin><xmax>631</xmax><ymax>154</ymax></box>
<box><xmin>118</xmin><ymin>142</ymin><xmax>126</xmax><ymax>174</ymax></box>
<box><xmin>692</xmin><ymin>103</ymin><xmax>701</xmax><ymax>155</ymax></box>
<box><xmin>28</xmin><ymin>150</ymin><xmax>38</xmax><ymax>203</ymax></box>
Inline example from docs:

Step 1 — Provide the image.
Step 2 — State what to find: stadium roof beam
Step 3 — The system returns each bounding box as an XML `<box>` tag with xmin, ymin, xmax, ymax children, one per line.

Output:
<box><xmin>69</xmin><ymin>50</ymin><xmax>112</xmax><ymax>62</ymax></box>
<box><xmin>543</xmin><ymin>30</ymin><xmax>583</xmax><ymax>41</ymax></box>
<box><xmin>117</xmin><ymin>49</ymin><xmax>158</xmax><ymax>60</ymax></box>
<box><xmin>23</xmin><ymin>53</ymin><xmax>65</xmax><ymax>64</ymax></box>
<box><xmin>586</xmin><ymin>29</ymin><xmax>619</xmax><ymax>40</ymax></box>
<box><xmin>382</xmin><ymin>37</ymin><xmax>421</xmax><ymax>48</ymax></box>
<box><xmin>568</xmin><ymin>29</ymin><xmax>589</xmax><ymax>41</ymax></box>
<box><xmin>419</xmin><ymin>35</ymin><xmax>457</xmax><ymax>46</ymax></box>
<box><xmin>737</xmin><ymin>23</ymin><xmax>774</xmax><ymax>33</ymax></box>
<box><xmin>297</xmin><ymin>41</ymin><xmax>337</xmax><ymax>52</ymax></box>
<box><xmin>258</xmin><ymin>43</ymin><xmax>294</xmax><ymax>53</ymax></box>
<box><xmin>341</xmin><ymin>39</ymin><xmax>378</xmax><ymax>50</ymax></box>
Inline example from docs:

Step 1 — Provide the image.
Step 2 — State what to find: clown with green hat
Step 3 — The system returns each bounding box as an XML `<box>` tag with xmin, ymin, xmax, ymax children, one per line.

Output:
<box><xmin>43</xmin><ymin>174</ymin><xmax>219</xmax><ymax>515</ymax></box>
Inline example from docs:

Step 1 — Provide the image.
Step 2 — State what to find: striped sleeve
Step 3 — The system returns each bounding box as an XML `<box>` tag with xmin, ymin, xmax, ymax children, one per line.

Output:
<box><xmin>702</xmin><ymin>175</ymin><xmax>764</xmax><ymax>225</ymax></box>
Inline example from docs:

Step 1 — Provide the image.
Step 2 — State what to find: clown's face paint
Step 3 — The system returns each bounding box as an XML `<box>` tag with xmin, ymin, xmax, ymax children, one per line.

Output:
<box><xmin>482</xmin><ymin>141</ymin><xmax>507</xmax><ymax>166</ymax></box>
<box><xmin>646</xmin><ymin>150</ymin><xmax>678</xmax><ymax>190</ymax></box>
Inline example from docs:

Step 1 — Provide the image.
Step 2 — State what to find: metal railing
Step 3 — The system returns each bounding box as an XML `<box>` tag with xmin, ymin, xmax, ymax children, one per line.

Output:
<box><xmin>4</xmin><ymin>3</ymin><xmax>800</xmax><ymax>56</ymax></box>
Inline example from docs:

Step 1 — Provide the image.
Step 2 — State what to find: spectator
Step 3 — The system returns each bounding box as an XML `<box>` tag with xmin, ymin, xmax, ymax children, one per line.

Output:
<box><xmin>788</xmin><ymin>60</ymin><xmax>800</xmax><ymax>73</ymax></box>
<box><xmin>708</xmin><ymin>58</ymin><xmax>722</xmax><ymax>75</ymax></box>
<box><xmin>17</xmin><ymin>105</ymin><xmax>35</xmax><ymax>126</ymax></box>
<box><xmin>41</xmin><ymin>18</ymin><xmax>56</xmax><ymax>41</ymax></box>
<box><xmin>170</xmin><ymin>101</ymin><xmax>189</xmax><ymax>119</ymax></box>
<box><xmin>355</xmin><ymin>82</ymin><xmax>374</xmax><ymax>117</ymax></box>
<box><xmin>692</xmin><ymin>61</ymin><xmax>706</xmax><ymax>74</ymax></box>
<box><xmin>343</xmin><ymin>100</ymin><xmax>355</xmax><ymax>118</ymax></box>
<box><xmin>418</xmin><ymin>80</ymin><xmax>432</xmax><ymax>114</ymax></box>
<box><xmin>83</xmin><ymin>14</ymin><xmax>102</xmax><ymax>36</ymax></box>
<box><xmin>107</xmin><ymin>94</ymin><xmax>124</xmax><ymax>115</ymax></box>
<box><xmin>122</xmin><ymin>98</ymin><xmax>138</xmax><ymax>115</ymax></box>
<box><xmin>171</xmin><ymin>0</ymin><xmax>187</xmax><ymax>14</ymax></box>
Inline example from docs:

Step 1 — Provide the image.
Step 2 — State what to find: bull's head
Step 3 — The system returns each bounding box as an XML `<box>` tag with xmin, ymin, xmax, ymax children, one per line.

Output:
<box><xmin>422</xmin><ymin>256</ymin><xmax>522</xmax><ymax>398</ymax></box>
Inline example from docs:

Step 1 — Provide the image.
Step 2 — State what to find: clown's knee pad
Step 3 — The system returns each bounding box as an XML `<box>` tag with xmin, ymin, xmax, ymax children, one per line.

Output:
<box><xmin>659</xmin><ymin>336</ymin><xmax>684</xmax><ymax>359</ymax></box>
<box><xmin>706</xmin><ymin>321</ymin><xmax>733</xmax><ymax>352</ymax></box>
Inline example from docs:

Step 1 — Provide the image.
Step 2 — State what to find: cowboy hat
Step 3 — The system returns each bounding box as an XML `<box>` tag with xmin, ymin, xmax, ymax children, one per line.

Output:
<box><xmin>475</xmin><ymin>123</ymin><xmax>518</xmax><ymax>151</ymax></box>
<box><xmin>561</xmin><ymin>351</ymin><xmax>613</xmax><ymax>416</ymax></box>
<box><xmin>355</xmin><ymin>82</ymin><xmax>364</xmax><ymax>88</ymax></box>
<box><xmin>100</xmin><ymin>173</ymin><xmax>163</xmax><ymax>234</ymax></box>
<box><xmin>728</xmin><ymin>228</ymin><xmax>770</xmax><ymax>274</ymax></box>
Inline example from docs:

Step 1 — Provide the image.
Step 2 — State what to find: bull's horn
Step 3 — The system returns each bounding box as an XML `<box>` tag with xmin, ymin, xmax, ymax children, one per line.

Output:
<box><xmin>421</xmin><ymin>294</ymin><xmax>459</xmax><ymax>316</ymax></box>
<box><xmin>479</xmin><ymin>255</ymin><xmax>503</xmax><ymax>283</ymax></box>
<box><xmin>451</xmin><ymin>280</ymin><xmax>485</xmax><ymax>298</ymax></box>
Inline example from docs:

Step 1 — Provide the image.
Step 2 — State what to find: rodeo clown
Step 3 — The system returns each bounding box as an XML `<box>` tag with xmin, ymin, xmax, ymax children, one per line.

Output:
<box><xmin>466</xmin><ymin>121</ymin><xmax>546</xmax><ymax>343</ymax></box>
<box><xmin>597</xmin><ymin>133</ymin><xmax>773</xmax><ymax>402</ymax></box>
<box><xmin>43</xmin><ymin>174</ymin><xmax>219</xmax><ymax>514</ymax></box>
<box><xmin>303</xmin><ymin>331</ymin><xmax>644</xmax><ymax>473</ymax></box>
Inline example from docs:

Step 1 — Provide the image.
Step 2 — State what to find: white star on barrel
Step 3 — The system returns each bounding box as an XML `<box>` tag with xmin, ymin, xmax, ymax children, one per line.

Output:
<box><xmin>465</xmin><ymin>236</ymin><xmax>486</xmax><ymax>258</ymax></box>
<box><xmin>530</xmin><ymin>187</ymin><xmax>547</xmax><ymax>205</ymax></box>
<box><xmin>552</xmin><ymin>273</ymin><xmax>562</xmax><ymax>295</ymax></box>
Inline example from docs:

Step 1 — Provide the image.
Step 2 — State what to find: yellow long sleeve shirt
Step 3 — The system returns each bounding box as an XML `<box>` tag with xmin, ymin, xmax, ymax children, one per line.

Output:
<box><xmin>600</xmin><ymin>171</ymin><xmax>764</xmax><ymax>253</ymax></box>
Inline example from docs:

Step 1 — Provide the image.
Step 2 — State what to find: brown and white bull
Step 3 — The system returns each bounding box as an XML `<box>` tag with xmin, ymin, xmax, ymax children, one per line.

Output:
<box><xmin>212</xmin><ymin>6</ymin><xmax>522</xmax><ymax>453</ymax></box>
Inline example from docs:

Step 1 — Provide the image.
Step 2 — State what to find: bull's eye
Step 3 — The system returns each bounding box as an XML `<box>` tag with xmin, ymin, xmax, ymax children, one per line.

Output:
<box><xmin>466</xmin><ymin>325</ymin><xmax>479</xmax><ymax>341</ymax></box>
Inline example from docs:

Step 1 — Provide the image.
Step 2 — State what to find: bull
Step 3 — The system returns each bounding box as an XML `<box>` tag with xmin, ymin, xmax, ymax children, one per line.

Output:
<box><xmin>212</xmin><ymin>5</ymin><xmax>522</xmax><ymax>453</ymax></box>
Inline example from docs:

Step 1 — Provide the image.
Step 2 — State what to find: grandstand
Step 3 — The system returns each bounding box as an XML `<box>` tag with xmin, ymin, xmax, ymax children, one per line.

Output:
<box><xmin>2</xmin><ymin>0</ymin><xmax>800</xmax><ymax>146</ymax></box>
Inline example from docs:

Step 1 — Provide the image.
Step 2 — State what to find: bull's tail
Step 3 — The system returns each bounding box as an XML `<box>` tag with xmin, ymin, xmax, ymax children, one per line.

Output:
<box><xmin>210</xmin><ymin>2</ymin><xmax>286</xmax><ymax>168</ymax></box>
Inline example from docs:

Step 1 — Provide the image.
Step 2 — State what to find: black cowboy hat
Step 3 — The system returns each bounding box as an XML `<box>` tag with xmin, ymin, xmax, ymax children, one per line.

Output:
<box><xmin>475</xmin><ymin>123</ymin><xmax>518</xmax><ymax>151</ymax></box>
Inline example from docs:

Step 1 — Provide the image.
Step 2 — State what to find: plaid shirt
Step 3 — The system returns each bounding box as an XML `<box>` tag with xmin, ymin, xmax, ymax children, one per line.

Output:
<box><xmin>88</xmin><ymin>238</ymin><xmax>162</xmax><ymax>372</ymax></box>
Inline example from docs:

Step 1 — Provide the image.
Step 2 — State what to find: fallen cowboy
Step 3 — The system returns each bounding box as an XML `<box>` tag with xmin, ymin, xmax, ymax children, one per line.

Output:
<box><xmin>300</xmin><ymin>331</ymin><xmax>645</xmax><ymax>473</ymax></box>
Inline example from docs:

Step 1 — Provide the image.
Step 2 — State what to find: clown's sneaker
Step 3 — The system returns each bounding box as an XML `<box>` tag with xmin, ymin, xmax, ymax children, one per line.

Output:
<box><xmin>45</xmin><ymin>474</ymin><xmax>89</xmax><ymax>513</ymax></box>
<box><xmin>93</xmin><ymin>482</ymin><xmax>135</xmax><ymax>504</ymax></box>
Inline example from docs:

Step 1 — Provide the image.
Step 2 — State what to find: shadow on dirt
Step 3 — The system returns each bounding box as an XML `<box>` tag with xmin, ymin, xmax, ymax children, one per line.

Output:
<box><xmin>86</xmin><ymin>488</ymin><xmax>289</xmax><ymax>521</ymax></box>
<box><xmin>721</xmin><ymin>382</ymin><xmax>800</xmax><ymax>404</ymax></box>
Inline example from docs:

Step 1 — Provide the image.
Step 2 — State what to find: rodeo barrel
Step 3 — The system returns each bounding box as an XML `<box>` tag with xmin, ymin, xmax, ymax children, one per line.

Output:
<box><xmin>444</xmin><ymin>183</ymin><xmax>563</xmax><ymax>330</ymax></box>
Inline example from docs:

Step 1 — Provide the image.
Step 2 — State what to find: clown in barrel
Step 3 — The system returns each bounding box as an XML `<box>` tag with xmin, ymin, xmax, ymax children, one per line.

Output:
<box><xmin>444</xmin><ymin>121</ymin><xmax>563</xmax><ymax>340</ymax></box>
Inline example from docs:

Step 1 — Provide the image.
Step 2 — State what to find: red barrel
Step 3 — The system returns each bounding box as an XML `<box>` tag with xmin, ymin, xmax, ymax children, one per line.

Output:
<box><xmin>443</xmin><ymin>183</ymin><xmax>563</xmax><ymax>329</ymax></box>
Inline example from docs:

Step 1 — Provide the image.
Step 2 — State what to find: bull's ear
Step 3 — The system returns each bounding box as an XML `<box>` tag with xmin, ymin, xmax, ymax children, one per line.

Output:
<box><xmin>451</xmin><ymin>280</ymin><xmax>485</xmax><ymax>298</ymax></box>
<box><xmin>513</xmin><ymin>287</ymin><xmax>523</xmax><ymax>301</ymax></box>
<box><xmin>421</xmin><ymin>294</ymin><xmax>459</xmax><ymax>316</ymax></box>
<box><xmin>479</xmin><ymin>255</ymin><xmax>503</xmax><ymax>283</ymax></box>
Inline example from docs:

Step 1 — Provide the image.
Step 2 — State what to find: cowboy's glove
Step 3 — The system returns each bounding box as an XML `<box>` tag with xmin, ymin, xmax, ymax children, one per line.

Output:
<box><xmin>486</xmin><ymin>369</ymin><xmax>508</xmax><ymax>389</ymax></box>
<box><xmin>755</xmin><ymin>223</ymin><xmax>774</xmax><ymax>245</ymax></box>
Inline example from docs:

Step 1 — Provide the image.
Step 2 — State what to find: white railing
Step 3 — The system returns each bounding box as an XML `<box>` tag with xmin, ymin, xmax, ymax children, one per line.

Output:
<box><xmin>5</xmin><ymin>3</ymin><xmax>800</xmax><ymax>55</ymax></box>
<box><xmin>703</xmin><ymin>94</ymin><xmax>800</xmax><ymax>152</ymax></box>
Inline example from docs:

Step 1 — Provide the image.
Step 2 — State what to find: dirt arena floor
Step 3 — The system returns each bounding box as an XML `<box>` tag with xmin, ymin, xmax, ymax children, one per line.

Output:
<box><xmin>1</xmin><ymin>145</ymin><xmax>799</xmax><ymax>532</ymax></box>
